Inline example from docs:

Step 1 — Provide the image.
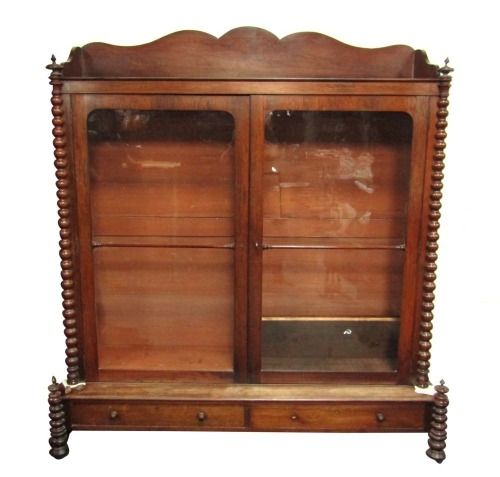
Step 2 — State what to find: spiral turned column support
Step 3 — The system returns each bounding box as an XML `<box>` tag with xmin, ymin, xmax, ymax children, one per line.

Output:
<box><xmin>48</xmin><ymin>377</ymin><xmax>70</xmax><ymax>459</ymax></box>
<box><xmin>47</xmin><ymin>56</ymin><xmax>81</xmax><ymax>385</ymax></box>
<box><xmin>416</xmin><ymin>59</ymin><xmax>453</xmax><ymax>388</ymax></box>
<box><xmin>426</xmin><ymin>380</ymin><xmax>449</xmax><ymax>463</ymax></box>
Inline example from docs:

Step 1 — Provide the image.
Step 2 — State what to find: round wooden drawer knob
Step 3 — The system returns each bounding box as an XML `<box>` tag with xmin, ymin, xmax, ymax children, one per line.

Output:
<box><xmin>109</xmin><ymin>410</ymin><xmax>119</xmax><ymax>420</ymax></box>
<box><xmin>197</xmin><ymin>411</ymin><xmax>207</xmax><ymax>422</ymax></box>
<box><xmin>290</xmin><ymin>414</ymin><xmax>299</xmax><ymax>421</ymax></box>
<box><xmin>376</xmin><ymin>413</ymin><xmax>385</xmax><ymax>423</ymax></box>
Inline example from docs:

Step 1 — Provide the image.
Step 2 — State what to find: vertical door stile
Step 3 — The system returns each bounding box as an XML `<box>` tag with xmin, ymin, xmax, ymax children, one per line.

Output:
<box><xmin>233</xmin><ymin>96</ymin><xmax>251</xmax><ymax>382</ymax></box>
<box><xmin>248</xmin><ymin>96</ymin><xmax>266</xmax><ymax>382</ymax></box>
<box><xmin>74</xmin><ymin>94</ymin><xmax>99</xmax><ymax>382</ymax></box>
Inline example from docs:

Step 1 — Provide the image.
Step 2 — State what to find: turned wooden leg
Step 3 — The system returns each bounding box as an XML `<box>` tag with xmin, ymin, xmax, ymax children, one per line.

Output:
<box><xmin>48</xmin><ymin>377</ymin><xmax>70</xmax><ymax>459</ymax></box>
<box><xmin>426</xmin><ymin>380</ymin><xmax>449</xmax><ymax>463</ymax></box>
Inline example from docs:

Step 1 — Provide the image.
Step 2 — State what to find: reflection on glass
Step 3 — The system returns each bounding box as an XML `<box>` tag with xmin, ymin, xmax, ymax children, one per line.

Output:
<box><xmin>88</xmin><ymin>110</ymin><xmax>236</xmax><ymax>374</ymax></box>
<box><xmin>88</xmin><ymin>110</ymin><xmax>235</xmax><ymax>240</ymax></box>
<box><xmin>261</xmin><ymin>111</ymin><xmax>412</xmax><ymax>375</ymax></box>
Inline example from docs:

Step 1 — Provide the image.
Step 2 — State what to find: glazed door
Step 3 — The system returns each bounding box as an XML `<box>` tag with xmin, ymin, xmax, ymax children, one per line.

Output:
<box><xmin>75</xmin><ymin>95</ymin><xmax>249</xmax><ymax>382</ymax></box>
<box><xmin>249</xmin><ymin>95</ymin><xmax>428</xmax><ymax>384</ymax></box>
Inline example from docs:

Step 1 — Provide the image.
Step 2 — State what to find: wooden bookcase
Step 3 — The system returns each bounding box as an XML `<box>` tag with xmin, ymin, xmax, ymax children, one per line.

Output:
<box><xmin>47</xmin><ymin>27</ymin><xmax>452</xmax><ymax>461</ymax></box>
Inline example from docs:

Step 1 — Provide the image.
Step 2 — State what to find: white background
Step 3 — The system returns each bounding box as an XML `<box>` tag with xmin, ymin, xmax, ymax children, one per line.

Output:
<box><xmin>1</xmin><ymin>0</ymin><xmax>498</xmax><ymax>475</ymax></box>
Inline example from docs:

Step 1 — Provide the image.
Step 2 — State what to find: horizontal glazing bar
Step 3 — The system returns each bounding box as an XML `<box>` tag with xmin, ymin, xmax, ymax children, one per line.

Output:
<box><xmin>92</xmin><ymin>241</ymin><xmax>235</xmax><ymax>250</ymax></box>
<box><xmin>262</xmin><ymin>243</ymin><xmax>405</xmax><ymax>250</ymax></box>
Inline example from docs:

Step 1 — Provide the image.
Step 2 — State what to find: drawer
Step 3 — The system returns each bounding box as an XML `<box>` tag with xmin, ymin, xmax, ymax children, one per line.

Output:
<box><xmin>71</xmin><ymin>402</ymin><xmax>245</xmax><ymax>429</ymax></box>
<box><xmin>251</xmin><ymin>402</ymin><xmax>428</xmax><ymax>431</ymax></box>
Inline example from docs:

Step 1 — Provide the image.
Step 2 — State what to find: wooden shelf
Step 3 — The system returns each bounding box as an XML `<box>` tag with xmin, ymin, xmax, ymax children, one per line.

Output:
<box><xmin>262</xmin><ymin>237</ymin><xmax>405</xmax><ymax>250</ymax></box>
<box><xmin>262</xmin><ymin>316</ymin><xmax>399</xmax><ymax>322</ymax></box>
<box><xmin>262</xmin><ymin>357</ymin><xmax>397</xmax><ymax>373</ymax></box>
<box><xmin>66</xmin><ymin>381</ymin><xmax>433</xmax><ymax>403</ymax></box>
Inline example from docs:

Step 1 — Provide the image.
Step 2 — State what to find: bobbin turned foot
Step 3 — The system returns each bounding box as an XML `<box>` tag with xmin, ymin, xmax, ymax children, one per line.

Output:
<box><xmin>426</xmin><ymin>380</ymin><xmax>449</xmax><ymax>463</ymax></box>
<box><xmin>48</xmin><ymin>377</ymin><xmax>70</xmax><ymax>459</ymax></box>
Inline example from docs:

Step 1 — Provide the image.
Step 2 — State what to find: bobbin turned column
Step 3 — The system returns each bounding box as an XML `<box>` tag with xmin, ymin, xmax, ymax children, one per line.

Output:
<box><xmin>47</xmin><ymin>56</ymin><xmax>81</xmax><ymax>385</ymax></box>
<box><xmin>416</xmin><ymin>59</ymin><xmax>453</xmax><ymax>388</ymax></box>
<box><xmin>48</xmin><ymin>377</ymin><xmax>69</xmax><ymax>459</ymax></box>
<box><xmin>426</xmin><ymin>380</ymin><xmax>449</xmax><ymax>463</ymax></box>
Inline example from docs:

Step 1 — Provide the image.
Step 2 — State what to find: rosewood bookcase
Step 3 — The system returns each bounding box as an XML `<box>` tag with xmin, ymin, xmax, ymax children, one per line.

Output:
<box><xmin>47</xmin><ymin>27</ymin><xmax>452</xmax><ymax>461</ymax></box>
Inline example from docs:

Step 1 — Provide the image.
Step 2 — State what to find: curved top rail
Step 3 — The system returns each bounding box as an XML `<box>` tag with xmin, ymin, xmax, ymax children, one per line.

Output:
<box><xmin>61</xmin><ymin>27</ymin><xmax>438</xmax><ymax>80</ymax></box>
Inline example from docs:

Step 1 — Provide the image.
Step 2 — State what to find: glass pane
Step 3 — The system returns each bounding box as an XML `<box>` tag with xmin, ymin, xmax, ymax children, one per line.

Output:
<box><xmin>88</xmin><ymin>110</ymin><xmax>235</xmax><ymax>374</ymax></box>
<box><xmin>263</xmin><ymin>111</ymin><xmax>412</xmax><ymax>240</ymax></box>
<box><xmin>263</xmin><ymin>249</ymin><xmax>404</xmax><ymax>318</ymax></box>
<box><xmin>262</xmin><ymin>319</ymin><xmax>399</xmax><ymax>373</ymax></box>
<box><xmin>88</xmin><ymin>110</ymin><xmax>235</xmax><ymax>241</ymax></box>
<box><xmin>94</xmin><ymin>247</ymin><xmax>234</xmax><ymax>372</ymax></box>
<box><xmin>261</xmin><ymin>249</ymin><xmax>403</xmax><ymax>373</ymax></box>
<box><xmin>261</xmin><ymin>111</ymin><xmax>412</xmax><ymax>375</ymax></box>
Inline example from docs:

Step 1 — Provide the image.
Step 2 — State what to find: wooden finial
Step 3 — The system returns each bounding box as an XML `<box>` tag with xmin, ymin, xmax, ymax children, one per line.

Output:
<box><xmin>46</xmin><ymin>55</ymin><xmax>63</xmax><ymax>78</ymax></box>
<box><xmin>46</xmin><ymin>55</ymin><xmax>58</xmax><ymax>69</ymax></box>
<box><xmin>438</xmin><ymin>58</ymin><xmax>454</xmax><ymax>77</ymax></box>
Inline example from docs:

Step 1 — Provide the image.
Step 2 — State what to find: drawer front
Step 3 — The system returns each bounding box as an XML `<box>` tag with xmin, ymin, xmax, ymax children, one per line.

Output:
<box><xmin>71</xmin><ymin>402</ymin><xmax>245</xmax><ymax>429</ymax></box>
<box><xmin>251</xmin><ymin>403</ymin><xmax>428</xmax><ymax>431</ymax></box>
